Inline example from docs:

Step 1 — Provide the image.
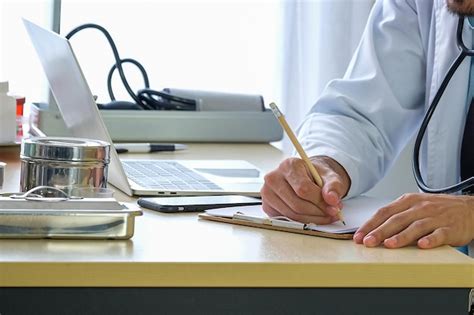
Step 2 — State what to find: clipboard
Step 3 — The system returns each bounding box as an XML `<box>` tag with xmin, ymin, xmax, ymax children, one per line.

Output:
<box><xmin>198</xmin><ymin>196</ymin><xmax>391</xmax><ymax>240</ymax></box>
<box><xmin>199</xmin><ymin>212</ymin><xmax>353</xmax><ymax>239</ymax></box>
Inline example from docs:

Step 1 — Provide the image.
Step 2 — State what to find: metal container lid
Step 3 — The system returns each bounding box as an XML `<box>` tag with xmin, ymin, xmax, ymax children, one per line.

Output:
<box><xmin>21</xmin><ymin>137</ymin><xmax>110</xmax><ymax>163</ymax></box>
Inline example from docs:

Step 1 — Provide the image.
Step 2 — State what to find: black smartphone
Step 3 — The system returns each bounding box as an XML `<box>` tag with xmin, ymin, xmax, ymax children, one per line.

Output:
<box><xmin>137</xmin><ymin>195</ymin><xmax>262</xmax><ymax>213</ymax></box>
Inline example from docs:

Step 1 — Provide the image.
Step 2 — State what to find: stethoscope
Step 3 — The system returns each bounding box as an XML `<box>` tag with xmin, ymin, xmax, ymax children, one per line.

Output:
<box><xmin>413</xmin><ymin>16</ymin><xmax>474</xmax><ymax>194</ymax></box>
<box><xmin>66</xmin><ymin>23</ymin><xmax>197</xmax><ymax>111</ymax></box>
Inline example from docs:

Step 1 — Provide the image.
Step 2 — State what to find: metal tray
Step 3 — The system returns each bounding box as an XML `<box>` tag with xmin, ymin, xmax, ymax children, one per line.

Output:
<box><xmin>0</xmin><ymin>193</ymin><xmax>142</xmax><ymax>240</ymax></box>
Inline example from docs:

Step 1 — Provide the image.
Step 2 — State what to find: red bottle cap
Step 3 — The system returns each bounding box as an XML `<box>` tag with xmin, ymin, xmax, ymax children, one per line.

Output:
<box><xmin>13</xmin><ymin>95</ymin><xmax>26</xmax><ymax>116</ymax></box>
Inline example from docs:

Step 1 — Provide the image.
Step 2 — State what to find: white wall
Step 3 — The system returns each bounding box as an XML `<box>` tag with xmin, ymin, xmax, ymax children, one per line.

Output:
<box><xmin>0</xmin><ymin>0</ymin><xmax>54</xmax><ymax>103</ymax></box>
<box><xmin>60</xmin><ymin>0</ymin><xmax>282</xmax><ymax>106</ymax></box>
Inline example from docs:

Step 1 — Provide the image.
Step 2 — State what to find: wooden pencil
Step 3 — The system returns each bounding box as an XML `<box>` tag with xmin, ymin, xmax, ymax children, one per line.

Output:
<box><xmin>269</xmin><ymin>102</ymin><xmax>346</xmax><ymax>225</ymax></box>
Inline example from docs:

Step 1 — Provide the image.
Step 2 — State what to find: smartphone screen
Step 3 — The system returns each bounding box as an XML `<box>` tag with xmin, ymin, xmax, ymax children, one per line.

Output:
<box><xmin>137</xmin><ymin>195</ymin><xmax>261</xmax><ymax>213</ymax></box>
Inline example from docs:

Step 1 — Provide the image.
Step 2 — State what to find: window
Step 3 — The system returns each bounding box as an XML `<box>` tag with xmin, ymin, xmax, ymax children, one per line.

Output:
<box><xmin>0</xmin><ymin>0</ymin><xmax>55</xmax><ymax>103</ymax></box>
<box><xmin>60</xmin><ymin>0</ymin><xmax>282</xmax><ymax>107</ymax></box>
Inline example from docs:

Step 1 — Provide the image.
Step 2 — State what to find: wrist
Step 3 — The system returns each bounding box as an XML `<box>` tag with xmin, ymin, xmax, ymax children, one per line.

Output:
<box><xmin>469</xmin><ymin>196</ymin><xmax>474</xmax><ymax>240</ymax></box>
<box><xmin>464</xmin><ymin>195</ymin><xmax>474</xmax><ymax>240</ymax></box>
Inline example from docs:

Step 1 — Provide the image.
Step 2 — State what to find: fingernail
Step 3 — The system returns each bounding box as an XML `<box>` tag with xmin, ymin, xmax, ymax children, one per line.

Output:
<box><xmin>326</xmin><ymin>206</ymin><xmax>339</xmax><ymax>216</ymax></box>
<box><xmin>328</xmin><ymin>190</ymin><xmax>337</xmax><ymax>198</ymax></box>
<box><xmin>330</xmin><ymin>216</ymin><xmax>340</xmax><ymax>223</ymax></box>
<box><xmin>353</xmin><ymin>232</ymin><xmax>363</xmax><ymax>243</ymax></box>
<box><xmin>418</xmin><ymin>238</ymin><xmax>430</xmax><ymax>247</ymax></box>
<box><xmin>363</xmin><ymin>235</ymin><xmax>377</xmax><ymax>247</ymax></box>
<box><xmin>384</xmin><ymin>237</ymin><xmax>398</xmax><ymax>247</ymax></box>
<box><xmin>327</xmin><ymin>190</ymin><xmax>340</xmax><ymax>202</ymax></box>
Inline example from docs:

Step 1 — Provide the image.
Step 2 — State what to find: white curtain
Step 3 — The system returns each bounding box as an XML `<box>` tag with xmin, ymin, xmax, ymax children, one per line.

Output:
<box><xmin>278</xmin><ymin>0</ymin><xmax>375</xmax><ymax>153</ymax></box>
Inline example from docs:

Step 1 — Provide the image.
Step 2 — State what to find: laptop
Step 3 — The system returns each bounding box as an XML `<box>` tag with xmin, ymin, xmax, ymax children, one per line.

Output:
<box><xmin>23</xmin><ymin>19</ymin><xmax>264</xmax><ymax>197</ymax></box>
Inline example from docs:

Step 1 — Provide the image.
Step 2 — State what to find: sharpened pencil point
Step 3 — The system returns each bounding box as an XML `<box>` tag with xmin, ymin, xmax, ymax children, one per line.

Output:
<box><xmin>342</xmin><ymin>221</ymin><xmax>346</xmax><ymax>226</ymax></box>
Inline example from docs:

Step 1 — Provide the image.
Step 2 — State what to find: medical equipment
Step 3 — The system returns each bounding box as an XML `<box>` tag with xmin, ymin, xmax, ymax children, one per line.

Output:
<box><xmin>413</xmin><ymin>16</ymin><xmax>474</xmax><ymax>194</ymax></box>
<box><xmin>65</xmin><ymin>23</ymin><xmax>196</xmax><ymax>111</ymax></box>
<box><xmin>65</xmin><ymin>23</ymin><xmax>264</xmax><ymax>112</ymax></box>
<box><xmin>20</xmin><ymin>137</ymin><xmax>111</xmax><ymax>195</ymax></box>
<box><xmin>0</xmin><ymin>186</ymin><xmax>141</xmax><ymax>240</ymax></box>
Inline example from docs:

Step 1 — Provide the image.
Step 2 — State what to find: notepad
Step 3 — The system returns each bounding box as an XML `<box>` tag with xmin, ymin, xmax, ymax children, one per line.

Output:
<box><xmin>199</xmin><ymin>196</ymin><xmax>391</xmax><ymax>239</ymax></box>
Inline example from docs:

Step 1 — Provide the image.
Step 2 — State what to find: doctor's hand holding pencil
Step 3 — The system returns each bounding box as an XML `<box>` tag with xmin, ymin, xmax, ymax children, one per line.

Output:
<box><xmin>261</xmin><ymin>103</ymin><xmax>350</xmax><ymax>225</ymax></box>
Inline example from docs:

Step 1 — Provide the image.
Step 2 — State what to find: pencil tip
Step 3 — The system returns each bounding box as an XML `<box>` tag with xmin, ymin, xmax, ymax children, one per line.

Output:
<box><xmin>342</xmin><ymin>221</ymin><xmax>346</xmax><ymax>226</ymax></box>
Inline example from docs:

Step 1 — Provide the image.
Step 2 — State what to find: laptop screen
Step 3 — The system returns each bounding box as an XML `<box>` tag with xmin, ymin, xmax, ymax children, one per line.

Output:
<box><xmin>23</xmin><ymin>19</ymin><xmax>133</xmax><ymax>195</ymax></box>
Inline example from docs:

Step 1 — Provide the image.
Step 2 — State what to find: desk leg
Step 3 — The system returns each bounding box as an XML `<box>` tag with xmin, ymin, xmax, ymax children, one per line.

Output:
<box><xmin>0</xmin><ymin>288</ymin><xmax>469</xmax><ymax>315</ymax></box>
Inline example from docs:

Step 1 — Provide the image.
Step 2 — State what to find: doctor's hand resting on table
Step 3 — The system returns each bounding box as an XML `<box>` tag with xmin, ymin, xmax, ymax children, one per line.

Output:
<box><xmin>262</xmin><ymin>0</ymin><xmax>474</xmax><ymax>252</ymax></box>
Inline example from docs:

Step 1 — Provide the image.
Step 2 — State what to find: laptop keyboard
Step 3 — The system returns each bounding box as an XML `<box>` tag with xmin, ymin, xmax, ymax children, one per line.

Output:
<box><xmin>122</xmin><ymin>160</ymin><xmax>223</xmax><ymax>191</ymax></box>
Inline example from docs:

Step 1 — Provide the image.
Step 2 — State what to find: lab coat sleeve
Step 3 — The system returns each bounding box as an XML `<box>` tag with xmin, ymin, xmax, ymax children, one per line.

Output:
<box><xmin>298</xmin><ymin>0</ymin><xmax>427</xmax><ymax>198</ymax></box>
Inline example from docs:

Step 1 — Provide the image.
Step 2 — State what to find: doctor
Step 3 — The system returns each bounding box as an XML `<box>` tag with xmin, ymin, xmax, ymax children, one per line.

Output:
<box><xmin>261</xmin><ymin>0</ymin><xmax>474</xmax><ymax>253</ymax></box>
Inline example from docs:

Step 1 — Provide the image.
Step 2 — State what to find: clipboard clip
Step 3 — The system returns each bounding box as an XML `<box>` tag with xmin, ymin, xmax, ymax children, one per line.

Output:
<box><xmin>233</xmin><ymin>212</ymin><xmax>318</xmax><ymax>230</ymax></box>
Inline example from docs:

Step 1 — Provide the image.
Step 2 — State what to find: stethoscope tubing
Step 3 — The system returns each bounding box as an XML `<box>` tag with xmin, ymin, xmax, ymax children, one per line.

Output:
<box><xmin>413</xmin><ymin>16</ymin><xmax>474</xmax><ymax>194</ymax></box>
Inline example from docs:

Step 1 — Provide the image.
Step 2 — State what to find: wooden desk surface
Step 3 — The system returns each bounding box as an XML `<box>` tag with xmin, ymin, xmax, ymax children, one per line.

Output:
<box><xmin>0</xmin><ymin>144</ymin><xmax>472</xmax><ymax>288</ymax></box>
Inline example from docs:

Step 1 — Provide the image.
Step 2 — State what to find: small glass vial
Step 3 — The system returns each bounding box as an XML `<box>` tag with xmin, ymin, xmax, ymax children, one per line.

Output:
<box><xmin>13</xmin><ymin>95</ymin><xmax>26</xmax><ymax>138</ymax></box>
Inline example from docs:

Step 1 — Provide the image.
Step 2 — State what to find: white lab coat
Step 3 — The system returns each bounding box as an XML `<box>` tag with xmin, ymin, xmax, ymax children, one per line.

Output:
<box><xmin>298</xmin><ymin>0</ymin><xmax>474</xmax><ymax>254</ymax></box>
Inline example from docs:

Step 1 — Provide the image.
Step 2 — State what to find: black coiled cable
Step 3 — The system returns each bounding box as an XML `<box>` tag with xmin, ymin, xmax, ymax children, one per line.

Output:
<box><xmin>65</xmin><ymin>23</ymin><xmax>196</xmax><ymax>110</ymax></box>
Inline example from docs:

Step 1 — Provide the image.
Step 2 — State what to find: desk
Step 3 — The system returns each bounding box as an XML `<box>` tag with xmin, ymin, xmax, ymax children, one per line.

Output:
<box><xmin>0</xmin><ymin>144</ymin><xmax>473</xmax><ymax>315</ymax></box>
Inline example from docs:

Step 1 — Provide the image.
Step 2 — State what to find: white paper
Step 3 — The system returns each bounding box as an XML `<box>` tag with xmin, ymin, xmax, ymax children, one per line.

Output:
<box><xmin>205</xmin><ymin>196</ymin><xmax>391</xmax><ymax>234</ymax></box>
